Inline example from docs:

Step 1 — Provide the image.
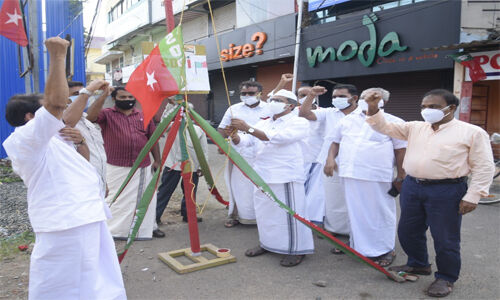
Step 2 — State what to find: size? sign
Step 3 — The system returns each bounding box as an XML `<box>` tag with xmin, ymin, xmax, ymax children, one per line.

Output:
<box><xmin>220</xmin><ymin>32</ymin><xmax>267</xmax><ymax>62</ymax></box>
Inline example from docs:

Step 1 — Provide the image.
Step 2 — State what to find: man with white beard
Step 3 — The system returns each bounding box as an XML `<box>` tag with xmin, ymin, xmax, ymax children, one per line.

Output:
<box><xmin>217</xmin><ymin>81</ymin><xmax>270</xmax><ymax>228</ymax></box>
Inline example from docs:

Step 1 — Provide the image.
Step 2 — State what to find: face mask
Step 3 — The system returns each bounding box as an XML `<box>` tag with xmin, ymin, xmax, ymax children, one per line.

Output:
<box><xmin>241</xmin><ymin>95</ymin><xmax>259</xmax><ymax>106</ymax></box>
<box><xmin>421</xmin><ymin>106</ymin><xmax>450</xmax><ymax>123</ymax></box>
<box><xmin>115</xmin><ymin>100</ymin><xmax>136</xmax><ymax>110</ymax></box>
<box><xmin>332</xmin><ymin>97</ymin><xmax>351</xmax><ymax>110</ymax></box>
<box><xmin>299</xmin><ymin>97</ymin><xmax>317</xmax><ymax>105</ymax></box>
<box><xmin>269</xmin><ymin>101</ymin><xmax>287</xmax><ymax>115</ymax></box>
<box><xmin>68</xmin><ymin>95</ymin><xmax>78</xmax><ymax>102</ymax></box>
<box><xmin>358</xmin><ymin>99</ymin><xmax>384</xmax><ymax>111</ymax></box>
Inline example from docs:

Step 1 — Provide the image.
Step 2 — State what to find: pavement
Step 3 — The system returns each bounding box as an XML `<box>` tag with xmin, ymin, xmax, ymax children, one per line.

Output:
<box><xmin>119</xmin><ymin>145</ymin><xmax>500</xmax><ymax>300</ymax></box>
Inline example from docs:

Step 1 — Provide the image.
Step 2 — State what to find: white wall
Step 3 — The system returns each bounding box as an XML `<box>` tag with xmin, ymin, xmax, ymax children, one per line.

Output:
<box><xmin>213</xmin><ymin>2</ymin><xmax>236</xmax><ymax>33</ymax></box>
<box><xmin>105</xmin><ymin>0</ymin><xmax>149</xmax><ymax>43</ymax></box>
<box><xmin>461</xmin><ymin>1</ymin><xmax>500</xmax><ymax>38</ymax></box>
<box><xmin>182</xmin><ymin>15</ymin><xmax>209</xmax><ymax>42</ymax></box>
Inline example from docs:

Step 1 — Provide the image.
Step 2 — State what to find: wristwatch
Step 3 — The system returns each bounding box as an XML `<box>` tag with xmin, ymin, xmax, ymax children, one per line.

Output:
<box><xmin>75</xmin><ymin>137</ymin><xmax>86</xmax><ymax>146</ymax></box>
<box><xmin>78</xmin><ymin>88</ymin><xmax>93</xmax><ymax>96</ymax></box>
<box><xmin>247</xmin><ymin>127</ymin><xmax>255</xmax><ymax>134</ymax></box>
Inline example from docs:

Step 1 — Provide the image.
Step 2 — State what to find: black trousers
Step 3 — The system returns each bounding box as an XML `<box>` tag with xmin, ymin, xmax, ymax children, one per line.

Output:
<box><xmin>398</xmin><ymin>176</ymin><xmax>467</xmax><ymax>282</ymax></box>
<box><xmin>156</xmin><ymin>167</ymin><xmax>199</xmax><ymax>222</ymax></box>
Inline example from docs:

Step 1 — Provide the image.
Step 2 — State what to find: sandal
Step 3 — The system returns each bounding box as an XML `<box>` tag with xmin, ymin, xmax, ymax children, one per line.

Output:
<box><xmin>330</xmin><ymin>247</ymin><xmax>345</xmax><ymax>255</ymax></box>
<box><xmin>370</xmin><ymin>251</ymin><xmax>396</xmax><ymax>267</ymax></box>
<box><xmin>280</xmin><ymin>255</ymin><xmax>305</xmax><ymax>267</ymax></box>
<box><xmin>224</xmin><ymin>219</ymin><xmax>240</xmax><ymax>228</ymax></box>
<box><xmin>245</xmin><ymin>246</ymin><xmax>268</xmax><ymax>257</ymax></box>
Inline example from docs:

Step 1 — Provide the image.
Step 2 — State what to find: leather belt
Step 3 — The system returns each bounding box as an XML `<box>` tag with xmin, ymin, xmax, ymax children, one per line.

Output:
<box><xmin>408</xmin><ymin>175</ymin><xmax>467</xmax><ymax>185</ymax></box>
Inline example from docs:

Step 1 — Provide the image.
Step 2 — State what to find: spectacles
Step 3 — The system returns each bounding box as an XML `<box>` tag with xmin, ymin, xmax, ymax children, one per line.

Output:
<box><xmin>269</xmin><ymin>98</ymin><xmax>286</xmax><ymax>103</ymax></box>
<box><xmin>240</xmin><ymin>91</ymin><xmax>257</xmax><ymax>96</ymax></box>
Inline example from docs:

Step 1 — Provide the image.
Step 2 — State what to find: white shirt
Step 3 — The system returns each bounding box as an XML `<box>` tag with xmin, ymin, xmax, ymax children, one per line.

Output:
<box><xmin>3</xmin><ymin>107</ymin><xmax>109</xmax><ymax>232</ymax></box>
<box><xmin>75</xmin><ymin>113</ymin><xmax>107</xmax><ymax>190</ymax></box>
<box><xmin>234</xmin><ymin>112</ymin><xmax>309</xmax><ymax>184</ymax></box>
<box><xmin>218</xmin><ymin>101</ymin><xmax>271</xmax><ymax>160</ymax></box>
<box><xmin>164</xmin><ymin>122</ymin><xmax>208</xmax><ymax>171</ymax></box>
<box><xmin>313</xmin><ymin>107</ymin><xmax>349</xmax><ymax>164</ymax></box>
<box><xmin>330</xmin><ymin>108</ymin><xmax>407</xmax><ymax>182</ymax></box>
<box><xmin>299</xmin><ymin>107</ymin><xmax>326</xmax><ymax>164</ymax></box>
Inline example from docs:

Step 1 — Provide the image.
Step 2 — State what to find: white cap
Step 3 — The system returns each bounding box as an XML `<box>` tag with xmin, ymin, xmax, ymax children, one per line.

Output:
<box><xmin>274</xmin><ymin>89</ymin><xmax>297</xmax><ymax>102</ymax></box>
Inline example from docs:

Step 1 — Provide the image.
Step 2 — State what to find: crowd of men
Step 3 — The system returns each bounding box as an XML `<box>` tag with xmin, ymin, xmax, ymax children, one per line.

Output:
<box><xmin>2</xmin><ymin>37</ymin><xmax>496</xmax><ymax>299</ymax></box>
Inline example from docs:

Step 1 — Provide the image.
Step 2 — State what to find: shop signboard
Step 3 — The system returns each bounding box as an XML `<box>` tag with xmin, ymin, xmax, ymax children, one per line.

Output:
<box><xmin>298</xmin><ymin>1</ymin><xmax>461</xmax><ymax>80</ymax></box>
<box><xmin>465</xmin><ymin>50</ymin><xmax>500</xmax><ymax>81</ymax></box>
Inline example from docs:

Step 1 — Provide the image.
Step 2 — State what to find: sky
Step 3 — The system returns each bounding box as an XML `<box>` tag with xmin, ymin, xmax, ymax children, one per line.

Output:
<box><xmin>82</xmin><ymin>0</ymin><xmax>106</xmax><ymax>37</ymax></box>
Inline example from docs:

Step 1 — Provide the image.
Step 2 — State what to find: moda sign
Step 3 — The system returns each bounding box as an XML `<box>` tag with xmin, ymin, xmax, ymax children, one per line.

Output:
<box><xmin>307</xmin><ymin>13</ymin><xmax>407</xmax><ymax>68</ymax></box>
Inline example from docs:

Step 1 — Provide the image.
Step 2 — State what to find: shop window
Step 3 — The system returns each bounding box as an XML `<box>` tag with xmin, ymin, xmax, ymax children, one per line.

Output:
<box><xmin>106</xmin><ymin>63</ymin><xmax>111</xmax><ymax>73</ymax></box>
<box><xmin>119</xmin><ymin>57</ymin><xmax>124</xmax><ymax>68</ymax></box>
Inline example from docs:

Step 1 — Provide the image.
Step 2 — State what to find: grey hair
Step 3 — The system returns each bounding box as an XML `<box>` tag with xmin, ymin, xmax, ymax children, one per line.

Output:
<box><xmin>362</xmin><ymin>87</ymin><xmax>390</xmax><ymax>101</ymax></box>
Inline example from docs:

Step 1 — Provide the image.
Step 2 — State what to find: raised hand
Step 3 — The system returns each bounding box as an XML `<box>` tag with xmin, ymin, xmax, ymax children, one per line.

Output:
<box><xmin>87</xmin><ymin>80</ymin><xmax>109</xmax><ymax>94</ymax></box>
<box><xmin>44</xmin><ymin>37</ymin><xmax>70</xmax><ymax>58</ymax></box>
<box><xmin>363</xmin><ymin>90</ymin><xmax>382</xmax><ymax>104</ymax></box>
<box><xmin>310</xmin><ymin>86</ymin><xmax>327</xmax><ymax>96</ymax></box>
<box><xmin>280</xmin><ymin>73</ymin><xmax>294</xmax><ymax>83</ymax></box>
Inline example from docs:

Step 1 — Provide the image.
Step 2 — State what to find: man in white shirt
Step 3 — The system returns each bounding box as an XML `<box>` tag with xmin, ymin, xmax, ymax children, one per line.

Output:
<box><xmin>2</xmin><ymin>37</ymin><xmax>126</xmax><ymax>300</ymax></box>
<box><xmin>63</xmin><ymin>80</ymin><xmax>110</xmax><ymax>193</ymax></box>
<box><xmin>299</xmin><ymin>84</ymin><xmax>359</xmax><ymax>253</ymax></box>
<box><xmin>229</xmin><ymin>90</ymin><xmax>314</xmax><ymax>267</ymax></box>
<box><xmin>324</xmin><ymin>87</ymin><xmax>406</xmax><ymax>266</ymax></box>
<box><xmin>217</xmin><ymin>80</ymin><xmax>270</xmax><ymax>228</ymax></box>
<box><xmin>156</xmin><ymin>99</ymin><xmax>208</xmax><ymax>223</ymax></box>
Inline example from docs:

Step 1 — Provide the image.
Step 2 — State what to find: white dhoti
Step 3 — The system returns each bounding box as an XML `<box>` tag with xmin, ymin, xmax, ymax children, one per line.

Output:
<box><xmin>324</xmin><ymin>171</ymin><xmax>350</xmax><ymax>235</ymax></box>
<box><xmin>304</xmin><ymin>163</ymin><xmax>325</xmax><ymax>223</ymax></box>
<box><xmin>105</xmin><ymin>164</ymin><xmax>157</xmax><ymax>240</ymax></box>
<box><xmin>226</xmin><ymin>162</ymin><xmax>256</xmax><ymax>224</ymax></box>
<box><xmin>343</xmin><ymin>178</ymin><xmax>396</xmax><ymax>257</ymax></box>
<box><xmin>29</xmin><ymin>221</ymin><xmax>126</xmax><ymax>300</ymax></box>
<box><xmin>254</xmin><ymin>182</ymin><xmax>314</xmax><ymax>255</ymax></box>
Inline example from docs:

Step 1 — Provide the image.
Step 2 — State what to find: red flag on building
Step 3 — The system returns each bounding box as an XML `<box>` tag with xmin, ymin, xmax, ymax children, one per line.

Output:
<box><xmin>0</xmin><ymin>0</ymin><xmax>28</xmax><ymax>47</ymax></box>
<box><xmin>449</xmin><ymin>52</ymin><xmax>486</xmax><ymax>83</ymax></box>
<box><xmin>126</xmin><ymin>26</ymin><xmax>185</xmax><ymax>128</ymax></box>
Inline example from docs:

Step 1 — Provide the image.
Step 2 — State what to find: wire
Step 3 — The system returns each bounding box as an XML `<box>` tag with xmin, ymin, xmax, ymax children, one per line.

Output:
<box><xmin>84</xmin><ymin>0</ymin><xmax>102</xmax><ymax>58</ymax></box>
<box><xmin>56</xmin><ymin>7</ymin><xmax>84</xmax><ymax>37</ymax></box>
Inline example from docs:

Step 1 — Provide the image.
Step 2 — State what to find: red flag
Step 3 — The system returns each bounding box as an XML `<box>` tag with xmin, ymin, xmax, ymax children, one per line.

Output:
<box><xmin>449</xmin><ymin>53</ymin><xmax>486</xmax><ymax>83</ymax></box>
<box><xmin>126</xmin><ymin>46</ymin><xmax>180</xmax><ymax>128</ymax></box>
<box><xmin>0</xmin><ymin>0</ymin><xmax>28</xmax><ymax>47</ymax></box>
<box><xmin>126</xmin><ymin>26</ymin><xmax>185</xmax><ymax>128</ymax></box>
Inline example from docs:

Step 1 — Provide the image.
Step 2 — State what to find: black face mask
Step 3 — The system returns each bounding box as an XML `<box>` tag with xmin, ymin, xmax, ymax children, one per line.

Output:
<box><xmin>115</xmin><ymin>100</ymin><xmax>136</xmax><ymax>110</ymax></box>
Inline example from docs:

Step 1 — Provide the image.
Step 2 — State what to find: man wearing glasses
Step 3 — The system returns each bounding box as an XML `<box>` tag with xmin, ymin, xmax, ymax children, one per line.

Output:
<box><xmin>217</xmin><ymin>81</ymin><xmax>270</xmax><ymax>228</ymax></box>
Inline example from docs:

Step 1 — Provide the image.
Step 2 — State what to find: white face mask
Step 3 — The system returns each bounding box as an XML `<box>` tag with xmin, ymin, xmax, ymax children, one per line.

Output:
<box><xmin>68</xmin><ymin>95</ymin><xmax>78</xmax><ymax>102</ymax></box>
<box><xmin>269</xmin><ymin>101</ymin><xmax>288</xmax><ymax>115</ymax></box>
<box><xmin>241</xmin><ymin>95</ymin><xmax>259</xmax><ymax>106</ymax></box>
<box><xmin>358</xmin><ymin>99</ymin><xmax>384</xmax><ymax>111</ymax></box>
<box><xmin>421</xmin><ymin>106</ymin><xmax>450</xmax><ymax>124</ymax></box>
<box><xmin>298</xmin><ymin>96</ymin><xmax>317</xmax><ymax>105</ymax></box>
<box><xmin>331</xmin><ymin>97</ymin><xmax>351</xmax><ymax>110</ymax></box>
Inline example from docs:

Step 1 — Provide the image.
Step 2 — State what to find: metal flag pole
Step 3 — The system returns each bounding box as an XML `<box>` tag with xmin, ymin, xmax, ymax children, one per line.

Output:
<box><xmin>292</xmin><ymin>0</ymin><xmax>304</xmax><ymax>93</ymax></box>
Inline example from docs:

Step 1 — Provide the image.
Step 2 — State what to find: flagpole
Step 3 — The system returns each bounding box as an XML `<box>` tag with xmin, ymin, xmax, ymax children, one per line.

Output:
<box><xmin>28</xmin><ymin>0</ymin><xmax>40</xmax><ymax>92</ymax></box>
<box><xmin>291</xmin><ymin>0</ymin><xmax>304</xmax><ymax>93</ymax></box>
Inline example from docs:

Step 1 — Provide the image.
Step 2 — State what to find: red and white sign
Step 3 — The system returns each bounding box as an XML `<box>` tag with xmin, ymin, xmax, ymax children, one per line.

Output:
<box><xmin>465</xmin><ymin>50</ymin><xmax>500</xmax><ymax>81</ymax></box>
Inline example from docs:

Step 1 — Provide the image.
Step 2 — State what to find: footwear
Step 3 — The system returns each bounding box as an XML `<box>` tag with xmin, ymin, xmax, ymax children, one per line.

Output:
<box><xmin>389</xmin><ymin>264</ymin><xmax>432</xmax><ymax>275</ymax></box>
<box><xmin>244</xmin><ymin>246</ymin><xmax>268</xmax><ymax>257</ymax></box>
<box><xmin>182</xmin><ymin>216</ymin><xmax>202</xmax><ymax>223</ymax></box>
<box><xmin>426</xmin><ymin>278</ymin><xmax>453</xmax><ymax>297</ymax></box>
<box><xmin>370</xmin><ymin>251</ymin><xmax>396</xmax><ymax>267</ymax></box>
<box><xmin>224</xmin><ymin>219</ymin><xmax>240</xmax><ymax>228</ymax></box>
<box><xmin>280</xmin><ymin>255</ymin><xmax>305</xmax><ymax>267</ymax></box>
<box><xmin>152</xmin><ymin>229</ymin><xmax>165</xmax><ymax>238</ymax></box>
<box><xmin>330</xmin><ymin>247</ymin><xmax>345</xmax><ymax>255</ymax></box>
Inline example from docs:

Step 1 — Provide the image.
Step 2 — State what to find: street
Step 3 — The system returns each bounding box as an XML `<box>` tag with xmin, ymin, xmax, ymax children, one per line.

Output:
<box><xmin>119</xmin><ymin>144</ymin><xmax>500</xmax><ymax>300</ymax></box>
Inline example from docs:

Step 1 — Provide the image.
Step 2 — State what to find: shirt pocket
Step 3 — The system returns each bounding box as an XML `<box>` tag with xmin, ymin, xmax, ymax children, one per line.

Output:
<box><xmin>434</xmin><ymin>144</ymin><xmax>465</xmax><ymax>164</ymax></box>
<box><xmin>367</xmin><ymin>131</ymin><xmax>390</xmax><ymax>143</ymax></box>
<box><xmin>134</xmin><ymin>119</ymin><xmax>147</xmax><ymax>134</ymax></box>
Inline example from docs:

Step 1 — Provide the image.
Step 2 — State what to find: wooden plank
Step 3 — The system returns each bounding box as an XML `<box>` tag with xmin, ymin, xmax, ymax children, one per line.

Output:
<box><xmin>158</xmin><ymin>244</ymin><xmax>236</xmax><ymax>274</ymax></box>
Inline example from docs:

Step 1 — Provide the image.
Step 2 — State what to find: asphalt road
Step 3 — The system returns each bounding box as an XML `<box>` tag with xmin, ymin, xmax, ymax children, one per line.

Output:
<box><xmin>119</xmin><ymin>145</ymin><xmax>500</xmax><ymax>300</ymax></box>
